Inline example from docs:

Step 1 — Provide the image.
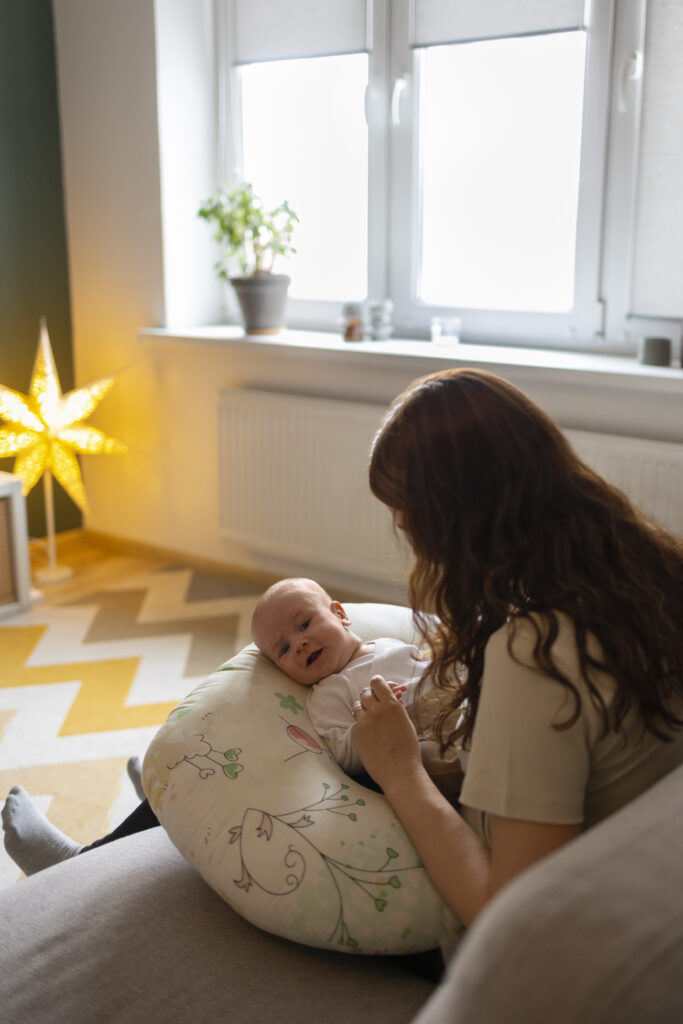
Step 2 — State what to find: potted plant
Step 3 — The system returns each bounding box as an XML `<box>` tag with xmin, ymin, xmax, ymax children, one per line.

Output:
<box><xmin>198</xmin><ymin>182</ymin><xmax>299</xmax><ymax>334</ymax></box>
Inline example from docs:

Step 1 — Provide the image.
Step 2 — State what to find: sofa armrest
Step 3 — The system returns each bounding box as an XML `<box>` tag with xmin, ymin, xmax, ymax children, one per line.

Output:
<box><xmin>413</xmin><ymin>763</ymin><xmax>683</xmax><ymax>1024</ymax></box>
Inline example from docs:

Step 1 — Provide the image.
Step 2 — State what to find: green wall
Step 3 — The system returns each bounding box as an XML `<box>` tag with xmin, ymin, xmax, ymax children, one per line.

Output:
<box><xmin>0</xmin><ymin>0</ymin><xmax>80</xmax><ymax>537</ymax></box>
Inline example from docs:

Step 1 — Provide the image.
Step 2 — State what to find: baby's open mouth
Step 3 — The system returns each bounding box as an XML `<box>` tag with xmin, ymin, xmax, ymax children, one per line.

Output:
<box><xmin>307</xmin><ymin>649</ymin><xmax>322</xmax><ymax>667</ymax></box>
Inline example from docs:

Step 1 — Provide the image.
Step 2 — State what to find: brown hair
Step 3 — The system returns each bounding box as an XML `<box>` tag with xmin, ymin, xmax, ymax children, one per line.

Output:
<box><xmin>369</xmin><ymin>368</ymin><xmax>683</xmax><ymax>749</ymax></box>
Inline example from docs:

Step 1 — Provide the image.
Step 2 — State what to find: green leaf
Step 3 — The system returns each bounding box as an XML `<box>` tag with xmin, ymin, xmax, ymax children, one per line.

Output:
<box><xmin>196</xmin><ymin>182</ymin><xmax>298</xmax><ymax>278</ymax></box>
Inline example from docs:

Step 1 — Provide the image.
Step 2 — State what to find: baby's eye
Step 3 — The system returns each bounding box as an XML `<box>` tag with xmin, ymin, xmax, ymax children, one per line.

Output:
<box><xmin>279</xmin><ymin>643</ymin><xmax>290</xmax><ymax>657</ymax></box>
<box><xmin>301</xmin><ymin>619</ymin><xmax>311</xmax><ymax>631</ymax></box>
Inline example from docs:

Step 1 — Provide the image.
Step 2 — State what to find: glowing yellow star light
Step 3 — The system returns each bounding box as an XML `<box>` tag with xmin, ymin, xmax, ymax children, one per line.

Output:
<box><xmin>0</xmin><ymin>319</ymin><xmax>127</xmax><ymax>512</ymax></box>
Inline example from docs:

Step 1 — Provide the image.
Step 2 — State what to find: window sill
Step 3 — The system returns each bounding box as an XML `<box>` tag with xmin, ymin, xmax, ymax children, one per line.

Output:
<box><xmin>139</xmin><ymin>325</ymin><xmax>683</xmax><ymax>394</ymax></box>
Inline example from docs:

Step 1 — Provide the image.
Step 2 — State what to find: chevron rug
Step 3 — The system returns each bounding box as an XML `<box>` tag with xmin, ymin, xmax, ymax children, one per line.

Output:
<box><xmin>0</xmin><ymin>563</ymin><xmax>265</xmax><ymax>890</ymax></box>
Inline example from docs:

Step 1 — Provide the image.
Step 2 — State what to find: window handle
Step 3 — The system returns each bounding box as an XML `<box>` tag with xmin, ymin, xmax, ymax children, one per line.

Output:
<box><xmin>617</xmin><ymin>49</ymin><xmax>643</xmax><ymax>114</ymax></box>
<box><xmin>391</xmin><ymin>75</ymin><xmax>409</xmax><ymax>126</ymax></box>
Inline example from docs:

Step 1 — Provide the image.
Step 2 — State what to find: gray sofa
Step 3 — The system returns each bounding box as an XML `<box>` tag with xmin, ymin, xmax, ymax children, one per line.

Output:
<box><xmin>1</xmin><ymin>761</ymin><xmax>681</xmax><ymax>1023</ymax></box>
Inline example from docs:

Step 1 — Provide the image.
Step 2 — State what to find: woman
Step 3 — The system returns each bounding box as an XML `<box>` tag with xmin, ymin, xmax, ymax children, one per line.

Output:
<box><xmin>352</xmin><ymin>367</ymin><xmax>683</xmax><ymax>928</ymax></box>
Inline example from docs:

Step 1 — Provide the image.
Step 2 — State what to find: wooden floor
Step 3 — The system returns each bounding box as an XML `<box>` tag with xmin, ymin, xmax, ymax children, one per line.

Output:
<box><xmin>28</xmin><ymin>531</ymin><xmax>170</xmax><ymax>606</ymax></box>
<box><xmin>28</xmin><ymin>530</ymin><xmax>377</xmax><ymax>607</ymax></box>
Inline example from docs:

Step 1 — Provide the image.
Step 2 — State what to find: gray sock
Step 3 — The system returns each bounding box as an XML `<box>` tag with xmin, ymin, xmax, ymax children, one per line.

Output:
<box><xmin>126</xmin><ymin>756</ymin><xmax>146</xmax><ymax>802</ymax></box>
<box><xmin>2</xmin><ymin>785</ymin><xmax>83</xmax><ymax>875</ymax></box>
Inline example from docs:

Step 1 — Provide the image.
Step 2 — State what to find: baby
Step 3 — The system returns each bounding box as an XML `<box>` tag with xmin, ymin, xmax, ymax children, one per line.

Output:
<box><xmin>251</xmin><ymin>577</ymin><xmax>462</xmax><ymax>797</ymax></box>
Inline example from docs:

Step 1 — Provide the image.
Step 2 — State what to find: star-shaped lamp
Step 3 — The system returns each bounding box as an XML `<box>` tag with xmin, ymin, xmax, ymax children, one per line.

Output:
<box><xmin>0</xmin><ymin>318</ymin><xmax>127</xmax><ymax>582</ymax></box>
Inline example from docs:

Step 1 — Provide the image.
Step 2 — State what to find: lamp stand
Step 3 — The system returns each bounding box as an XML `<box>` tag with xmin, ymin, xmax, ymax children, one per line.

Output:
<box><xmin>34</xmin><ymin>470</ymin><xmax>74</xmax><ymax>584</ymax></box>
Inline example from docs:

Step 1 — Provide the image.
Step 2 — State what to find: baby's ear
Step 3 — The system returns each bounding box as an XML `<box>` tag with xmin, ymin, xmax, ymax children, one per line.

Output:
<box><xmin>331</xmin><ymin>601</ymin><xmax>352</xmax><ymax>626</ymax></box>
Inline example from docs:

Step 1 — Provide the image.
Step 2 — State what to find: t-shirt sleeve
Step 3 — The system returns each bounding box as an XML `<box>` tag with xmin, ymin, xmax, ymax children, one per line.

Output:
<box><xmin>307</xmin><ymin>682</ymin><xmax>364</xmax><ymax>776</ymax></box>
<box><xmin>459</xmin><ymin>620</ymin><xmax>592</xmax><ymax>826</ymax></box>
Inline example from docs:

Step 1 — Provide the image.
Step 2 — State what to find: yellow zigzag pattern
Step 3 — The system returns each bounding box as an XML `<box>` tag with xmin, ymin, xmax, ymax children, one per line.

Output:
<box><xmin>0</xmin><ymin>624</ymin><xmax>177</xmax><ymax>736</ymax></box>
<box><xmin>0</xmin><ymin>759</ymin><xmax>130</xmax><ymax>845</ymax></box>
<box><xmin>0</xmin><ymin>567</ymin><xmax>263</xmax><ymax>890</ymax></box>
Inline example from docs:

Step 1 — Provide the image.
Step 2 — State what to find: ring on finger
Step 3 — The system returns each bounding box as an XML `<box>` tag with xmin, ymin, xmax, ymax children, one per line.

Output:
<box><xmin>351</xmin><ymin>700</ymin><xmax>362</xmax><ymax>718</ymax></box>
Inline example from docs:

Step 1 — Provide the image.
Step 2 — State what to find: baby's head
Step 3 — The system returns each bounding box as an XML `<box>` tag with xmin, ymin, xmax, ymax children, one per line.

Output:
<box><xmin>251</xmin><ymin>577</ymin><xmax>363</xmax><ymax>686</ymax></box>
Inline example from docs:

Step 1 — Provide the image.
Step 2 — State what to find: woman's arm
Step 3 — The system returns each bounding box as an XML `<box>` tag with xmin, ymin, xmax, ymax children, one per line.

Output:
<box><xmin>352</xmin><ymin>676</ymin><xmax>579</xmax><ymax>926</ymax></box>
<box><xmin>488</xmin><ymin>817</ymin><xmax>580</xmax><ymax>896</ymax></box>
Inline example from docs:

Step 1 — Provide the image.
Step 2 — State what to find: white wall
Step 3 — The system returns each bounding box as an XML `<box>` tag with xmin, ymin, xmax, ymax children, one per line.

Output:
<box><xmin>52</xmin><ymin>0</ymin><xmax>167</xmax><ymax>543</ymax></box>
<box><xmin>52</xmin><ymin>0</ymin><xmax>683</xmax><ymax>600</ymax></box>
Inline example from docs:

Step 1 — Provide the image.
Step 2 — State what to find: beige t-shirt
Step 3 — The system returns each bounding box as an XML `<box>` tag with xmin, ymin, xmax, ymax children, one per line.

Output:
<box><xmin>458</xmin><ymin>615</ymin><xmax>683</xmax><ymax>845</ymax></box>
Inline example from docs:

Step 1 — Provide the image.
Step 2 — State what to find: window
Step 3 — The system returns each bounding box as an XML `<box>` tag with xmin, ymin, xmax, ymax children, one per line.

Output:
<box><xmin>239</xmin><ymin>54</ymin><xmax>369</xmax><ymax>302</ymax></box>
<box><xmin>220</xmin><ymin>0</ymin><xmax>654</xmax><ymax>351</ymax></box>
<box><xmin>417</xmin><ymin>32</ymin><xmax>586</xmax><ymax>314</ymax></box>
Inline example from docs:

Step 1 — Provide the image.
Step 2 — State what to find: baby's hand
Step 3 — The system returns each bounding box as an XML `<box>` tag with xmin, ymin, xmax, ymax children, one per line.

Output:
<box><xmin>368</xmin><ymin>674</ymin><xmax>407</xmax><ymax>702</ymax></box>
<box><xmin>383</xmin><ymin>678</ymin><xmax>408</xmax><ymax>703</ymax></box>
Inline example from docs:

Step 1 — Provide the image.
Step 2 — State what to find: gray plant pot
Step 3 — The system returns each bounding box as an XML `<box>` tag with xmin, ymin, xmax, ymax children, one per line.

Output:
<box><xmin>230</xmin><ymin>274</ymin><xmax>291</xmax><ymax>334</ymax></box>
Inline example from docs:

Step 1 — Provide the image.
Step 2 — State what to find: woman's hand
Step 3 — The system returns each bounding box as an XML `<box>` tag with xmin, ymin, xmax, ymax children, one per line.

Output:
<box><xmin>351</xmin><ymin>674</ymin><xmax>423</xmax><ymax>793</ymax></box>
<box><xmin>351</xmin><ymin>683</ymin><xmax>582</xmax><ymax>929</ymax></box>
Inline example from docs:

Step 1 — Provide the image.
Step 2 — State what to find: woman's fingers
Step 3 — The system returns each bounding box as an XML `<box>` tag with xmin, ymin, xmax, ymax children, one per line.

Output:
<box><xmin>362</xmin><ymin>674</ymin><xmax>394</xmax><ymax>700</ymax></box>
<box><xmin>351</xmin><ymin>677</ymin><xmax>422</xmax><ymax>790</ymax></box>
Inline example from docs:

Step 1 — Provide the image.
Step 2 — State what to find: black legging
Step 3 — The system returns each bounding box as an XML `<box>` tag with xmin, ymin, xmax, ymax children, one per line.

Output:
<box><xmin>82</xmin><ymin>799</ymin><xmax>159</xmax><ymax>851</ymax></box>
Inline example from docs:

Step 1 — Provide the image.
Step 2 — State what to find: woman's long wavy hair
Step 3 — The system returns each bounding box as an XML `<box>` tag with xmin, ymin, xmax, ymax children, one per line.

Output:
<box><xmin>369</xmin><ymin>368</ymin><xmax>683</xmax><ymax>750</ymax></box>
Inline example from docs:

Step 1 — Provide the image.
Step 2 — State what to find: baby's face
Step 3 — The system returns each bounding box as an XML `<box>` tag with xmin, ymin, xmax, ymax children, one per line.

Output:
<box><xmin>252</xmin><ymin>583</ymin><xmax>363</xmax><ymax>686</ymax></box>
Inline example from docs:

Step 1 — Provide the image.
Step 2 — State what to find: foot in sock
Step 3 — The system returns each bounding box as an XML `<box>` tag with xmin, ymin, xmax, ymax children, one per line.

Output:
<box><xmin>126</xmin><ymin>756</ymin><xmax>146</xmax><ymax>802</ymax></box>
<box><xmin>2</xmin><ymin>785</ymin><xmax>83</xmax><ymax>875</ymax></box>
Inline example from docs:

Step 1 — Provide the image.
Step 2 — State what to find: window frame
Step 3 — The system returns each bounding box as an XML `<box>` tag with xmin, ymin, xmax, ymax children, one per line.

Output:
<box><xmin>217</xmin><ymin>0</ymin><xmax>678</xmax><ymax>355</ymax></box>
<box><xmin>388</xmin><ymin>0</ymin><xmax>613</xmax><ymax>350</ymax></box>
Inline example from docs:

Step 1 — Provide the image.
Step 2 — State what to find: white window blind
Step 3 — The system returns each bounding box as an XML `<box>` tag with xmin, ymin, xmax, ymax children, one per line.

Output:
<box><xmin>411</xmin><ymin>0</ymin><xmax>588</xmax><ymax>47</ymax></box>
<box><xmin>226</xmin><ymin>0</ymin><xmax>371</xmax><ymax>305</ymax></box>
<box><xmin>630</xmin><ymin>0</ymin><xmax>683</xmax><ymax>318</ymax></box>
<box><xmin>233</xmin><ymin>0</ymin><xmax>369</xmax><ymax>64</ymax></box>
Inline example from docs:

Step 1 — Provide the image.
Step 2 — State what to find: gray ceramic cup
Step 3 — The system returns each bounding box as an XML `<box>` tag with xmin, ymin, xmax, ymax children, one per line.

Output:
<box><xmin>638</xmin><ymin>337</ymin><xmax>672</xmax><ymax>366</ymax></box>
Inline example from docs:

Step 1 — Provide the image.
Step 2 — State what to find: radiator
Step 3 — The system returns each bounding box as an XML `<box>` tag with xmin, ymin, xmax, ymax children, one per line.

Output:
<box><xmin>566</xmin><ymin>430</ymin><xmax>683</xmax><ymax>536</ymax></box>
<box><xmin>218</xmin><ymin>390</ymin><xmax>683</xmax><ymax>584</ymax></box>
<box><xmin>218</xmin><ymin>389</ymin><xmax>403</xmax><ymax>581</ymax></box>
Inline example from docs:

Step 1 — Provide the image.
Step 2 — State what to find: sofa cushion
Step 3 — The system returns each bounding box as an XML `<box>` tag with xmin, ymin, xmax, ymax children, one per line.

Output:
<box><xmin>0</xmin><ymin>826</ymin><xmax>436</xmax><ymax>1024</ymax></box>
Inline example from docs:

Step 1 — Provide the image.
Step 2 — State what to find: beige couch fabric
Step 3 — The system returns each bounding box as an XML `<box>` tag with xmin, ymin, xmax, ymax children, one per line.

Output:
<box><xmin>0</xmin><ymin>826</ymin><xmax>436</xmax><ymax>1024</ymax></box>
<box><xmin>2</xmin><ymin>758</ymin><xmax>682</xmax><ymax>1024</ymax></box>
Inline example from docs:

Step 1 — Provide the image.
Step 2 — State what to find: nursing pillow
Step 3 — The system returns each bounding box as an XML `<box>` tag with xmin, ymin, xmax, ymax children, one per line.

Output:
<box><xmin>142</xmin><ymin>602</ymin><xmax>459</xmax><ymax>955</ymax></box>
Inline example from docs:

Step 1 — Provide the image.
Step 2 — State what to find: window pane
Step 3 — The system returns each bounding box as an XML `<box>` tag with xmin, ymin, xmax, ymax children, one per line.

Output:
<box><xmin>418</xmin><ymin>32</ymin><xmax>586</xmax><ymax>313</ymax></box>
<box><xmin>240</xmin><ymin>54</ymin><xmax>368</xmax><ymax>302</ymax></box>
